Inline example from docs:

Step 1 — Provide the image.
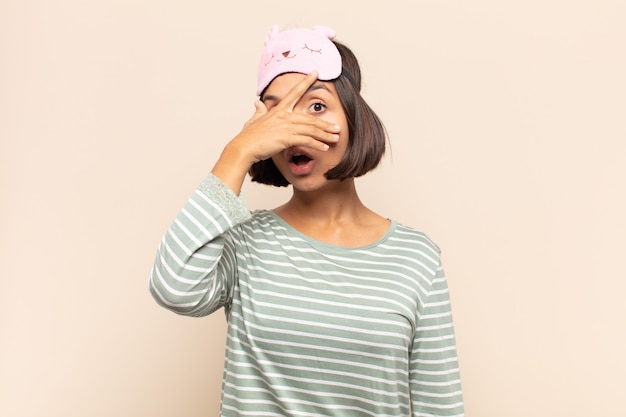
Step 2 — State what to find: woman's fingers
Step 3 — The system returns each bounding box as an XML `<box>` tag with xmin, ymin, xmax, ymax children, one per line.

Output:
<box><xmin>244</xmin><ymin>117</ymin><xmax>339</xmax><ymax>162</ymax></box>
<box><xmin>289</xmin><ymin>134</ymin><xmax>333</xmax><ymax>151</ymax></box>
<box><xmin>242</xmin><ymin>100</ymin><xmax>268</xmax><ymax>129</ymax></box>
<box><xmin>253</xmin><ymin>99</ymin><xmax>268</xmax><ymax>116</ymax></box>
<box><xmin>235</xmin><ymin>71</ymin><xmax>341</xmax><ymax>162</ymax></box>
<box><xmin>273</xmin><ymin>110</ymin><xmax>340</xmax><ymax>136</ymax></box>
<box><xmin>287</xmin><ymin>113</ymin><xmax>341</xmax><ymax>144</ymax></box>
<box><xmin>275</xmin><ymin>71</ymin><xmax>319</xmax><ymax>112</ymax></box>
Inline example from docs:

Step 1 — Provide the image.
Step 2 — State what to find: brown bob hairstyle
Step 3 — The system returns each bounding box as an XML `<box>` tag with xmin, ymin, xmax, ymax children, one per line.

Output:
<box><xmin>249</xmin><ymin>40</ymin><xmax>387</xmax><ymax>187</ymax></box>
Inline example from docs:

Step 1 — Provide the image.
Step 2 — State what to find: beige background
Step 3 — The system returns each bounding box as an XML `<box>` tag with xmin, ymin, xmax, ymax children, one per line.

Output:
<box><xmin>1</xmin><ymin>1</ymin><xmax>625</xmax><ymax>416</ymax></box>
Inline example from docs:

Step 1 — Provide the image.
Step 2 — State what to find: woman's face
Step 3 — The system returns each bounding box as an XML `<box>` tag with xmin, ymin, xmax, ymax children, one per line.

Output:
<box><xmin>262</xmin><ymin>72</ymin><xmax>350</xmax><ymax>192</ymax></box>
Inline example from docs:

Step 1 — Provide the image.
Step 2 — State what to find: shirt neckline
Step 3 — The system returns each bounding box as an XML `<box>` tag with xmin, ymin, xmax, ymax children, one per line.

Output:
<box><xmin>264</xmin><ymin>210</ymin><xmax>397</xmax><ymax>252</ymax></box>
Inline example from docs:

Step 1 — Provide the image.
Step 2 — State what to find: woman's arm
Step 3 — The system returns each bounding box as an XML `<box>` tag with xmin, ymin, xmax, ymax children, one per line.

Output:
<box><xmin>212</xmin><ymin>71</ymin><xmax>340</xmax><ymax>196</ymax></box>
<box><xmin>149</xmin><ymin>72</ymin><xmax>340</xmax><ymax>316</ymax></box>
<box><xmin>410</xmin><ymin>260</ymin><xmax>465</xmax><ymax>416</ymax></box>
<box><xmin>148</xmin><ymin>174</ymin><xmax>250</xmax><ymax>317</ymax></box>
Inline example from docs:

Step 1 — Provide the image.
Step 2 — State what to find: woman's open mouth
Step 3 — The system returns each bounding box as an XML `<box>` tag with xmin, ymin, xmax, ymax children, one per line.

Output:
<box><xmin>291</xmin><ymin>153</ymin><xmax>312</xmax><ymax>166</ymax></box>
<box><xmin>288</xmin><ymin>149</ymin><xmax>315</xmax><ymax>175</ymax></box>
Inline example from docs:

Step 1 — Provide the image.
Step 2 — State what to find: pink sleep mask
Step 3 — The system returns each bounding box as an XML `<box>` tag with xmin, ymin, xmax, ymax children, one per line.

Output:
<box><xmin>256</xmin><ymin>25</ymin><xmax>342</xmax><ymax>95</ymax></box>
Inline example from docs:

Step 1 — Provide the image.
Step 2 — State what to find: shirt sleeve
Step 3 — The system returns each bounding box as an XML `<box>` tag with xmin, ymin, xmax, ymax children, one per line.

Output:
<box><xmin>148</xmin><ymin>174</ymin><xmax>251</xmax><ymax>317</ymax></box>
<box><xmin>410</xmin><ymin>259</ymin><xmax>465</xmax><ymax>416</ymax></box>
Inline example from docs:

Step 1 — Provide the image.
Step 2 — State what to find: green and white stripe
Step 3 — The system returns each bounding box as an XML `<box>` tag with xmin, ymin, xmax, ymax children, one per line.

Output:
<box><xmin>150</xmin><ymin>174</ymin><xmax>464</xmax><ymax>417</ymax></box>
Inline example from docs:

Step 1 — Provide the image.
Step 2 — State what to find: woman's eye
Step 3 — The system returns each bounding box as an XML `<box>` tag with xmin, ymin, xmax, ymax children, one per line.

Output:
<box><xmin>309</xmin><ymin>102</ymin><xmax>326</xmax><ymax>113</ymax></box>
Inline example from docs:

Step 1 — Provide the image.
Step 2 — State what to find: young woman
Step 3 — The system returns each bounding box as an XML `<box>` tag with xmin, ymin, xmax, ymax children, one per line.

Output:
<box><xmin>149</xmin><ymin>25</ymin><xmax>464</xmax><ymax>417</ymax></box>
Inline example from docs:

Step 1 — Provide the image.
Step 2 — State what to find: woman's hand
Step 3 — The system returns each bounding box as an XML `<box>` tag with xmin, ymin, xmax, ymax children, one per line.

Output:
<box><xmin>236</xmin><ymin>72</ymin><xmax>341</xmax><ymax>163</ymax></box>
<box><xmin>212</xmin><ymin>71</ymin><xmax>341</xmax><ymax>195</ymax></box>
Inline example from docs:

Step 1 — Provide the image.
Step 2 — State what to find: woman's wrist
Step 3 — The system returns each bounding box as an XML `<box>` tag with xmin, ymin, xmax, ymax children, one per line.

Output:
<box><xmin>211</xmin><ymin>142</ymin><xmax>254</xmax><ymax>196</ymax></box>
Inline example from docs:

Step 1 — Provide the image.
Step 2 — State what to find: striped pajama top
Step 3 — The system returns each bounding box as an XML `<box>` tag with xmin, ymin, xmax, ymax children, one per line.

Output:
<box><xmin>149</xmin><ymin>174</ymin><xmax>464</xmax><ymax>417</ymax></box>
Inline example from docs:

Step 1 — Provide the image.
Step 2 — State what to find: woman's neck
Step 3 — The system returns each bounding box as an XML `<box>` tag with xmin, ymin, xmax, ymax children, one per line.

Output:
<box><xmin>276</xmin><ymin>179</ymin><xmax>365</xmax><ymax>223</ymax></box>
<box><xmin>272</xmin><ymin>179</ymin><xmax>390</xmax><ymax>248</ymax></box>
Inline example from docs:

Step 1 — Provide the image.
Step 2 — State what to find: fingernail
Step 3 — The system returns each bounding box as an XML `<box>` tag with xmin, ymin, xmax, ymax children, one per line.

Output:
<box><xmin>333</xmin><ymin>125</ymin><xmax>341</xmax><ymax>130</ymax></box>
<box><xmin>332</xmin><ymin>134</ymin><xmax>340</xmax><ymax>140</ymax></box>
<box><xmin>323</xmin><ymin>144</ymin><xmax>330</xmax><ymax>150</ymax></box>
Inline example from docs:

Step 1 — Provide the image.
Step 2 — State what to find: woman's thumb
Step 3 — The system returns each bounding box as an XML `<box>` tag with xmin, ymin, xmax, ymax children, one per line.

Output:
<box><xmin>253</xmin><ymin>99</ymin><xmax>267</xmax><ymax>115</ymax></box>
<box><xmin>242</xmin><ymin>100</ymin><xmax>267</xmax><ymax>129</ymax></box>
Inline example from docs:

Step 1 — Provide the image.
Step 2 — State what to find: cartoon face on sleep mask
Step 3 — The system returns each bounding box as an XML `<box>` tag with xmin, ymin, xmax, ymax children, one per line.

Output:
<box><xmin>256</xmin><ymin>25</ymin><xmax>343</xmax><ymax>96</ymax></box>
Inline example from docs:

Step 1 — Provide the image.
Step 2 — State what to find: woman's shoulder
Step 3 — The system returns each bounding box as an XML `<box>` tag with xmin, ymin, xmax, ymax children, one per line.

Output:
<box><xmin>233</xmin><ymin>209</ymin><xmax>274</xmax><ymax>227</ymax></box>
<box><xmin>389</xmin><ymin>221</ymin><xmax>442</xmax><ymax>256</ymax></box>
<box><xmin>230</xmin><ymin>209</ymin><xmax>280</xmax><ymax>236</ymax></box>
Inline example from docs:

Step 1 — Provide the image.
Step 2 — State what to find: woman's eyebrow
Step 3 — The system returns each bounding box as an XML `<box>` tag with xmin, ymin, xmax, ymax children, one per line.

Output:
<box><xmin>305</xmin><ymin>83</ymin><xmax>331</xmax><ymax>95</ymax></box>
<box><xmin>261</xmin><ymin>83</ymin><xmax>331</xmax><ymax>103</ymax></box>
<box><xmin>261</xmin><ymin>94</ymin><xmax>279</xmax><ymax>103</ymax></box>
